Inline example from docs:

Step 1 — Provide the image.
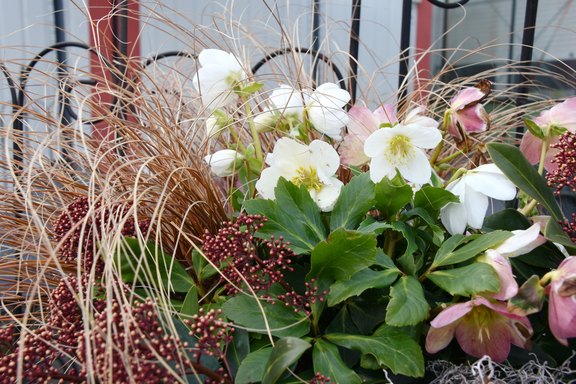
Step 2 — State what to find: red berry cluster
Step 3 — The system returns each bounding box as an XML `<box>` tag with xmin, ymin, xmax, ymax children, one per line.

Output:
<box><xmin>547</xmin><ymin>132</ymin><xmax>576</xmax><ymax>194</ymax></box>
<box><xmin>52</xmin><ymin>197</ymin><xmax>149</xmax><ymax>276</ymax></box>
<box><xmin>277</xmin><ymin>279</ymin><xmax>328</xmax><ymax>316</ymax></box>
<box><xmin>186</xmin><ymin>308</ymin><xmax>234</xmax><ymax>360</ymax></box>
<box><xmin>310</xmin><ymin>372</ymin><xmax>332</xmax><ymax>383</ymax></box>
<box><xmin>202</xmin><ymin>214</ymin><xmax>296</xmax><ymax>295</ymax></box>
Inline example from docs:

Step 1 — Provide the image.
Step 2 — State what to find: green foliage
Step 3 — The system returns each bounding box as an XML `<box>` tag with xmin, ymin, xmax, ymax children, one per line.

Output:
<box><xmin>115</xmin><ymin>237</ymin><xmax>194</xmax><ymax>293</ymax></box>
<box><xmin>327</xmin><ymin>267</ymin><xmax>399</xmax><ymax>306</ymax></box>
<box><xmin>428</xmin><ymin>262</ymin><xmax>500</xmax><ymax>296</ymax></box>
<box><xmin>221</xmin><ymin>294</ymin><xmax>310</xmax><ymax>338</ymax></box>
<box><xmin>262</xmin><ymin>337</ymin><xmax>311</xmax><ymax>384</ymax></box>
<box><xmin>330</xmin><ymin>172</ymin><xmax>375</xmax><ymax>231</ymax></box>
<box><xmin>431</xmin><ymin>231</ymin><xmax>511</xmax><ymax>269</ymax></box>
<box><xmin>386</xmin><ymin>276</ymin><xmax>430</xmax><ymax>326</ymax></box>
<box><xmin>313</xmin><ymin>340</ymin><xmax>362</xmax><ymax>384</ymax></box>
<box><xmin>413</xmin><ymin>185</ymin><xmax>459</xmax><ymax>216</ymax></box>
<box><xmin>236</xmin><ymin>348</ymin><xmax>273</xmax><ymax>384</ymax></box>
<box><xmin>325</xmin><ymin>328</ymin><xmax>425</xmax><ymax>377</ymax></box>
<box><xmin>244</xmin><ymin>178</ymin><xmax>326</xmax><ymax>253</ymax></box>
<box><xmin>374</xmin><ymin>176</ymin><xmax>413</xmax><ymax>219</ymax></box>
<box><xmin>309</xmin><ymin>229</ymin><xmax>377</xmax><ymax>282</ymax></box>
<box><xmin>487</xmin><ymin>142</ymin><xmax>564</xmax><ymax>221</ymax></box>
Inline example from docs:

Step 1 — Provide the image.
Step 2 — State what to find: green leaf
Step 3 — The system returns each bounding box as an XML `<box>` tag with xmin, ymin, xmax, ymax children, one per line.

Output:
<box><xmin>524</xmin><ymin>118</ymin><xmax>545</xmax><ymax>139</ymax></box>
<box><xmin>330</xmin><ymin>172</ymin><xmax>375</xmax><ymax>231</ymax></box>
<box><xmin>432</xmin><ymin>231</ymin><xmax>511</xmax><ymax>268</ymax></box>
<box><xmin>390</xmin><ymin>221</ymin><xmax>419</xmax><ymax>275</ymax></box>
<box><xmin>483</xmin><ymin>208</ymin><xmax>531</xmax><ymax>231</ymax></box>
<box><xmin>325</xmin><ymin>330</ymin><xmax>424</xmax><ymax>377</ymax></box>
<box><xmin>227</xmin><ymin>329</ymin><xmax>250</xmax><ymax>377</ymax></box>
<box><xmin>309</xmin><ymin>229</ymin><xmax>377</xmax><ymax>282</ymax></box>
<box><xmin>180</xmin><ymin>286</ymin><xmax>199</xmax><ymax>318</ymax></box>
<box><xmin>545</xmin><ymin>218</ymin><xmax>576</xmax><ymax>251</ymax></box>
<box><xmin>262</xmin><ymin>337</ymin><xmax>311</xmax><ymax>384</ymax></box>
<box><xmin>240</xmin><ymin>81</ymin><xmax>264</xmax><ymax>95</ymax></box>
<box><xmin>222</xmin><ymin>294</ymin><xmax>310</xmax><ymax>338</ymax></box>
<box><xmin>327</xmin><ymin>268</ymin><xmax>399</xmax><ymax>306</ymax></box>
<box><xmin>413</xmin><ymin>186</ymin><xmax>459</xmax><ymax>216</ymax></box>
<box><xmin>313</xmin><ymin>340</ymin><xmax>362</xmax><ymax>384</ymax></box>
<box><xmin>487</xmin><ymin>143</ymin><xmax>564</xmax><ymax>222</ymax></box>
<box><xmin>428</xmin><ymin>262</ymin><xmax>500</xmax><ymax>296</ymax></box>
<box><xmin>374</xmin><ymin>176</ymin><xmax>413</xmax><ymax>218</ymax></box>
<box><xmin>116</xmin><ymin>237</ymin><xmax>194</xmax><ymax>293</ymax></box>
<box><xmin>386</xmin><ymin>276</ymin><xmax>430</xmax><ymax>326</ymax></box>
<box><xmin>357</xmin><ymin>216</ymin><xmax>391</xmax><ymax>235</ymax></box>
<box><xmin>236</xmin><ymin>348</ymin><xmax>273</xmax><ymax>384</ymax></box>
<box><xmin>244</xmin><ymin>178</ymin><xmax>326</xmax><ymax>253</ymax></box>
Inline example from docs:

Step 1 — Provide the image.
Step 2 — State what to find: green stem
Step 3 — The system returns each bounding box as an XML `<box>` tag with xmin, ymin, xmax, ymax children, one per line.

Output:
<box><xmin>430</xmin><ymin>110</ymin><xmax>450</xmax><ymax>166</ymax></box>
<box><xmin>242</xmin><ymin>96</ymin><xmax>263</xmax><ymax>163</ymax></box>
<box><xmin>444</xmin><ymin>167</ymin><xmax>467</xmax><ymax>187</ymax></box>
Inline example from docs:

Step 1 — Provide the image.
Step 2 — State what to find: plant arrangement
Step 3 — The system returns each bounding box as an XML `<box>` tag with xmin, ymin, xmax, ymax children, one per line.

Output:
<box><xmin>1</xmin><ymin>9</ymin><xmax>576</xmax><ymax>384</ymax></box>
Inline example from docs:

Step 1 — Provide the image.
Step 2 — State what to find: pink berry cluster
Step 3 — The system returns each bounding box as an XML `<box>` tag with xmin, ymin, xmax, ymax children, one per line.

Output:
<box><xmin>52</xmin><ymin>196</ymin><xmax>149</xmax><ymax>275</ymax></box>
<box><xmin>185</xmin><ymin>308</ymin><xmax>234</xmax><ymax>360</ymax></box>
<box><xmin>547</xmin><ymin>132</ymin><xmax>576</xmax><ymax>193</ymax></box>
<box><xmin>202</xmin><ymin>214</ymin><xmax>296</xmax><ymax>295</ymax></box>
<box><xmin>310</xmin><ymin>372</ymin><xmax>332</xmax><ymax>383</ymax></box>
<box><xmin>276</xmin><ymin>279</ymin><xmax>328</xmax><ymax>316</ymax></box>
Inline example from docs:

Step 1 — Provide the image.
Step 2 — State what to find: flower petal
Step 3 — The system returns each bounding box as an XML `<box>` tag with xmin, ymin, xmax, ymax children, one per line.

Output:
<box><xmin>255</xmin><ymin>167</ymin><xmax>281</xmax><ymax>199</ymax></box>
<box><xmin>402</xmin><ymin>124</ymin><xmax>443</xmax><ymax>149</ymax></box>
<box><xmin>269</xmin><ymin>85</ymin><xmax>305</xmax><ymax>116</ymax></box>
<box><xmin>455</xmin><ymin>103</ymin><xmax>488</xmax><ymax>134</ymax></box>
<box><xmin>454</xmin><ymin>311</ymin><xmax>512</xmax><ymax>362</ymax></box>
<box><xmin>464</xmin><ymin>187</ymin><xmax>489</xmax><ymax>229</ymax></box>
<box><xmin>309</xmin><ymin>140</ymin><xmax>340</xmax><ymax>183</ymax></box>
<box><xmin>426</xmin><ymin>322</ymin><xmax>458</xmax><ymax>354</ymax></box>
<box><xmin>373</xmin><ymin>104</ymin><xmax>398</xmax><ymax>125</ymax></box>
<box><xmin>347</xmin><ymin>106</ymin><xmax>379</xmax><ymax>138</ymax></box>
<box><xmin>519</xmin><ymin>132</ymin><xmax>543</xmax><ymax>165</ymax></box>
<box><xmin>495</xmin><ymin>223</ymin><xmax>546</xmax><ymax>258</ymax></box>
<box><xmin>396</xmin><ymin>148</ymin><xmax>432</xmax><ymax>184</ymax></box>
<box><xmin>451</xmin><ymin>87</ymin><xmax>486</xmax><ymax>110</ymax></box>
<box><xmin>464</xmin><ymin>166</ymin><xmax>517</xmax><ymax>201</ymax></box>
<box><xmin>198</xmin><ymin>49</ymin><xmax>241</xmax><ymax>69</ymax></box>
<box><xmin>315</xmin><ymin>177</ymin><xmax>343</xmax><ymax>212</ymax></box>
<box><xmin>368</xmin><ymin>156</ymin><xmax>396</xmax><ymax>183</ymax></box>
<box><xmin>430</xmin><ymin>301</ymin><xmax>475</xmax><ymax>328</ymax></box>
<box><xmin>364</xmin><ymin>129</ymin><xmax>393</xmax><ymax>157</ymax></box>
<box><xmin>483</xmin><ymin>249</ymin><xmax>518</xmax><ymax>301</ymax></box>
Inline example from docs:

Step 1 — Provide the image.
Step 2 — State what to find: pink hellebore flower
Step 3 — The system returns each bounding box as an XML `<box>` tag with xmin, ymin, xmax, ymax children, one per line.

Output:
<box><xmin>446</xmin><ymin>86</ymin><xmax>489</xmax><ymax>142</ymax></box>
<box><xmin>547</xmin><ymin>256</ymin><xmax>576</xmax><ymax>346</ymax></box>
<box><xmin>480</xmin><ymin>224</ymin><xmax>546</xmax><ymax>301</ymax></box>
<box><xmin>520</xmin><ymin>97</ymin><xmax>576</xmax><ymax>172</ymax></box>
<box><xmin>339</xmin><ymin>105</ymin><xmax>437</xmax><ymax>167</ymax></box>
<box><xmin>426</xmin><ymin>296</ymin><xmax>533</xmax><ymax>362</ymax></box>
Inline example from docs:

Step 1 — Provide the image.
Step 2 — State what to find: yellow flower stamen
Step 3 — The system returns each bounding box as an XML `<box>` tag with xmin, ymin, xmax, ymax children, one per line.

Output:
<box><xmin>292</xmin><ymin>166</ymin><xmax>322</xmax><ymax>191</ymax></box>
<box><xmin>387</xmin><ymin>135</ymin><xmax>415</xmax><ymax>163</ymax></box>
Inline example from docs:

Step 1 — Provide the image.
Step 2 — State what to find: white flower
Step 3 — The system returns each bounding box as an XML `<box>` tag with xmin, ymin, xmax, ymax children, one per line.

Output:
<box><xmin>364</xmin><ymin>123</ymin><xmax>442</xmax><ymax>184</ymax></box>
<box><xmin>494</xmin><ymin>223</ymin><xmax>546</xmax><ymax>258</ymax></box>
<box><xmin>260</xmin><ymin>83</ymin><xmax>350</xmax><ymax>140</ymax></box>
<box><xmin>440</xmin><ymin>164</ymin><xmax>517</xmax><ymax>235</ymax></box>
<box><xmin>306</xmin><ymin>83</ymin><xmax>350</xmax><ymax>141</ymax></box>
<box><xmin>192</xmin><ymin>49</ymin><xmax>248</xmax><ymax>109</ymax></box>
<box><xmin>253</xmin><ymin>111</ymin><xmax>278</xmax><ymax>133</ymax></box>
<box><xmin>255</xmin><ymin>138</ymin><xmax>343</xmax><ymax>211</ymax></box>
<box><xmin>204</xmin><ymin>149</ymin><xmax>243</xmax><ymax>177</ymax></box>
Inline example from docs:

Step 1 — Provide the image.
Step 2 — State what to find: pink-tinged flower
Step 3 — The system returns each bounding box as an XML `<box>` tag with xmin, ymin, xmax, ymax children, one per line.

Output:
<box><xmin>520</xmin><ymin>97</ymin><xmax>576</xmax><ymax>172</ymax></box>
<box><xmin>339</xmin><ymin>105</ymin><xmax>437</xmax><ymax>167</ymax></box>
<box><xmin>426</xmin><ymin>296</ymin><xmax>533</xmax><ymax>362</ymax></box>
<box><xmin>339</xmin><ymin>105</ymin><xmax>396</xmax><ymax>166</ymax></box>
<box><xmin>546</xmin><ymin>256</ymin><xmax>576</xmax><ymax>346</ymax></box>
<box><xmin>446</xmin><ymin>86</ymin><xmax>489</xmax><ymax>142</ymax></box>
<box><xmin>478</xmin><ymin>224</ymin><xmax>546</xmax><ymax>301</ymax></box>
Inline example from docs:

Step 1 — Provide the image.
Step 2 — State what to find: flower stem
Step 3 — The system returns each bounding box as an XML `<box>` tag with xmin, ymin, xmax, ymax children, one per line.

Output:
<box><xmin>430</xmin><ymin>110</ymin><xmax>450</xmax><ymax>166</ymax></box>
<box><xmin>520</xmin><ymin>137</ymin><xmax>550</xmax><ymax>216</ymax></box>
<box><xmin>242</xmin><ymin>96</ymin><xmax>263</xmax><ymax>163</ymax></box>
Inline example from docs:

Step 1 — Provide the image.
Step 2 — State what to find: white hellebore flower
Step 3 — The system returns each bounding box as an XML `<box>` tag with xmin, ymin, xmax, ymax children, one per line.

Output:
<box><xmin>440</xmin><ymin>164</ymin><xmax>517</xmax><ymax>235</ymax></box>
<box><xmin>256</xmin><ymin>138</ymin><xmax>343</xmax><ymax>211</ymax></box>
<box><xmin>259</xmin><ymin>83</ymin><xmax>350</xmax><ymax>141</ymax></box>
<box><xmin>204</xmin><ymin>149</ymin><xmax>243</xmax><ymax>177</ymax></box>
<box><xmin>364</xmin><ymin>123</ymin><xmax>442</xmax><ymax>184</ymax></box>
<box><xmin>192</xmin><ymin>49</ymin><xmax>248</xmax><ymax>109</ymax></box>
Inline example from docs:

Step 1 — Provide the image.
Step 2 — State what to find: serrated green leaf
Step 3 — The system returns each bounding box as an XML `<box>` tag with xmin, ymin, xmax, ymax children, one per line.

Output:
<box><xmin>375</xmin><ymin>249</ymin><xmax>399</xmax><ymax>270</ymax></box>
<box><xmin>374</xmin><ymin>176</ymin><xmax>413</xmax><ymax>218</ymax></box>
<box><xmin>116</xmin><ymin>237</ymin><xmax>194</xmax><ymax>293</ymax></box>
<box><xmin>386</xmin><ymin>276</ymin><xmax>430</xmax><ymax>326</ymax></box>
<box><xmin>236</xmin><ymin>348</ymin><xmax>272</xmax><ymax>384</ymax></box>
<box><xmin>309</xmin><ymin>229</ymin><xmax>377</xmax><ymax>282</ymax></box>
<box><xmin>325</xmin><ymin>330</ymin><xmax>424</xmax><ymax>377</ymax></box>
<box><xmin>330</xmin><ymin>172</ymin><xmax>375</xmax><ymax>231</ymax></box>
<box><xmin>313</xmin><ymin>340</ymin><xmax>362</xmax><ymax>384</ymax></box>
<box><xmin>487</xmin><ymin>143</ymin><xmax>563</xmax><ymax>221</ymax></box>
<box><xmin>413</xmin><ymin>186</ymin><xmax>459</xmax><ymax>215</ymax></box>
<box><xmin>428</xmin><ymin>262</ymin><xmax>500</xmax><ymax>295</ymax></box>
<box><xmin>222</xmin><ymin>294</ymin><xmax>310</xmax><ymax>338</ymax></box>
<box><xmin>262</xmin><ymin>337</ymin><xmax>311</xmax><ymax>384</ymax></box>
<box><xmin>390</xmin><ymin>221</ymin><xmax>419</xmax><ymax>275</ymax></box>
<box><xmin>244</xmin><ymin>178</ymin><xmax>327</xmax><ymax>253</ymax></box>
<box><xmin>327</xmin><ymin>268</ymin><xmax>399</xmax><ymax>306</ymax></box>
<box><xmin>432</xmin><ymin>231</ymin><xmax>511</xmax><ymax>268</ymax></box>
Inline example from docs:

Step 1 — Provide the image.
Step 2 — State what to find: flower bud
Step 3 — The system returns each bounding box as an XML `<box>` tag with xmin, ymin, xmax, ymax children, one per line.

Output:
<box><xmin>204</xmin><ymin>149</ymin><xmax>244</xmax><ymax>177</ymax></box>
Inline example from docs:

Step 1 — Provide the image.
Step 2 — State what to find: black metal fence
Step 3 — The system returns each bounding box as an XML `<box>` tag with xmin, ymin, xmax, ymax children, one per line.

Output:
<box><xmin>0</xmin><ymin>0</ymin><xmax>544</xmax><ymax>167</ymax></box>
